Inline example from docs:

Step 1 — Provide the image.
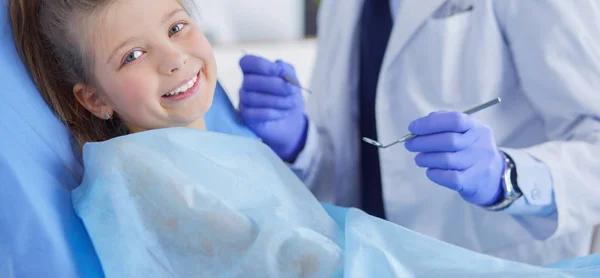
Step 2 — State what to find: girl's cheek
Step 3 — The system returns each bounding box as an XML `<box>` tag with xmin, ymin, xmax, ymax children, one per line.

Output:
<box><xmin>113</xmin><ymin>80</ymin><xmax>148</xmax><ymax>109</ymax></box>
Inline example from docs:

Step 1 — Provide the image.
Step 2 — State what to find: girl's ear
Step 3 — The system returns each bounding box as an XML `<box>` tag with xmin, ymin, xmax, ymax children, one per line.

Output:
<box><xmin>73</xmin><ymin>83</ymin><xmax>114</xmax><ymax>120</ymax></box>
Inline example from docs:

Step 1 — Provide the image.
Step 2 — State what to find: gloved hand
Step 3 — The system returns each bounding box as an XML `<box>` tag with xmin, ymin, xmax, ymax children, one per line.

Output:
<box><xmin>238</xmin><ymin>55</ymin><xmax>308</xmax><ymax>162</ymax></box>
<box><xmin>404</xmin><ymin>111</ymin><xmax>506</xmax><ymax>206</ymax></box>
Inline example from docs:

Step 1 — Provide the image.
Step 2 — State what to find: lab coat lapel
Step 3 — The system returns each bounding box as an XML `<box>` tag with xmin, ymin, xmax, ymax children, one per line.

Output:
<box><xmin>324</xmin><ymin>0</ymin><xmax>364</xmax><ymax>114</ymax></box>
<box><xmin>380</xmin><ymin>0</ymin><xmax>447</xmax><ymax>72</ymax></box>
<box><xmin>336</xmin><ymin>0</ymin><xmax>365</xmax><ymax>40</ymax></box>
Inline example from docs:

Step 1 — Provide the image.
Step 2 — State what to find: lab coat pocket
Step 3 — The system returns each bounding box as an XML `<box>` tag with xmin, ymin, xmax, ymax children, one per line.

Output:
<box><xmin>419</xmin><ymin>11</ymin><xmax>475</xmax><ymax>106</ymax></box>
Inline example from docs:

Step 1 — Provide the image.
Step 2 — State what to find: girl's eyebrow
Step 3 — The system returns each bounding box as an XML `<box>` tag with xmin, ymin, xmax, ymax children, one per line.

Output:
<box><xmin>162</xmin><ymin>8</ymin><xmax>185</xmax><ymax>25</ymax></box>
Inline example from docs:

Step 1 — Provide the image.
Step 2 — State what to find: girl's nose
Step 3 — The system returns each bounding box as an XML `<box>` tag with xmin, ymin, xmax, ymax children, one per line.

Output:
<box><xmin>160</xmin><ymin>48</ymin><xmax>188</xmax><ymax>75</ymax></box>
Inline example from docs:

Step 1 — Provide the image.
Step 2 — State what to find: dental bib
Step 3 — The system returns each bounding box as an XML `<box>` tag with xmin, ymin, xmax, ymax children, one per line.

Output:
<box><xmin>72</xmin><ymin>128</ymin><xmax>600</xmax><ymax>277</ymax></box>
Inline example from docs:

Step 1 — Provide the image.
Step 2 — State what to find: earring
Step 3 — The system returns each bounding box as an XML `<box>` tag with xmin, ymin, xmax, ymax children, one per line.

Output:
<box><xmin>104</xmin><ymin>111</ymin><xmax>113</xmax><ymax>120</ymax></box>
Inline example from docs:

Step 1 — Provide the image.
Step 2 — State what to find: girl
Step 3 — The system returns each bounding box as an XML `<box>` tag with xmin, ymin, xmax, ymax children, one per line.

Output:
<box><xmin>11</xmin><ymin>0</ymin><xmax>217</xmax><ymax>147</ymax></box>
<box><xmin>10</xmin><ymin>0</ymin><xmax>600</xmax><ymax>277</ymax></box>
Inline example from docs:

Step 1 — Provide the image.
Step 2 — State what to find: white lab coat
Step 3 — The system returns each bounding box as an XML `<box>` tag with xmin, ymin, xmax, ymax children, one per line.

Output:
<box><xmin>292</xmin><ymin>0</ymin><xmax>600</xmax><ymax>265</ymax></box>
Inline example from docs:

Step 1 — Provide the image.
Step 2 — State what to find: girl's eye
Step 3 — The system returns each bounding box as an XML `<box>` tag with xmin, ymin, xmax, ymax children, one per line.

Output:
<box><xmin>123</xmin><ymin>50</ymin><xmax>143</xmax><ymax>65</ymax></box>
<box><xmin>169</xmin><ymin>23</ymin><xmax>185</xmax><ymax>37</ymax></box>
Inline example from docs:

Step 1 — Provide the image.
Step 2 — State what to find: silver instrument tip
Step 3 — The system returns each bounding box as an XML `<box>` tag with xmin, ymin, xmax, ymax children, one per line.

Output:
<box><xmin>362</xmin><ymin>137</ymin><xmax>382</xmax><ymax>147</ymax></box>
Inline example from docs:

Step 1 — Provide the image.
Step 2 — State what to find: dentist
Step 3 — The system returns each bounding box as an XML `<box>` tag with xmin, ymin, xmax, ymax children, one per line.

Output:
<box><xmin>238</xmin><ymin>0</ymin><xmax>600</xmax><ymax>265</ymax></box>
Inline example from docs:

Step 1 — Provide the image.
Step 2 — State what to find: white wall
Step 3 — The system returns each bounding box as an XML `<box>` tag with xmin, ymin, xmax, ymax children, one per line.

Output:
<box><xmin>192</xmin><ymin>0</ymin><xmax>313</xmax><ymax>106</ymax></box>
<box><xmin>195</xmin><ymin>0</ymin><xmax>305</xmax><ymax>44</ymax></box>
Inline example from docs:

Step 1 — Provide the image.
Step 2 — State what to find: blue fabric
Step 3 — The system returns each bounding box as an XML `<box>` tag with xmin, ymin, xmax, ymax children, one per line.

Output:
<box><xmin>358</xmin><ymin>0</ymin><xmax>394</xmax><ymax>219</ymax></box>
<box><xmin>205</xmin><ymin>82</ymin><xmax>257</xmax><ymax>139</ymax></box>
<box><xmin>547</xmin><ymin>253</ymin><xmax>600</xmax><ymax>269</ymax></box>
<box><xmin>72</xmin><ymin>128</ymin><xmax>600</xmax><ymax>277</ymax></box>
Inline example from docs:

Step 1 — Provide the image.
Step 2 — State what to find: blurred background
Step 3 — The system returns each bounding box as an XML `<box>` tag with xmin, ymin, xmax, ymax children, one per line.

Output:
<box><xmin>194</xmin><ymin>0</ymin><xmax>320</xmax><ymax>106</ymax></box>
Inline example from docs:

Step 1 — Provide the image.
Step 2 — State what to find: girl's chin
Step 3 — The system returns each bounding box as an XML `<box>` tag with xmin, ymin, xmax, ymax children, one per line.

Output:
<box><xmin>184</xmin><ymin>117</ymin><xmax>207</xmax><ymax>130</ymax></box>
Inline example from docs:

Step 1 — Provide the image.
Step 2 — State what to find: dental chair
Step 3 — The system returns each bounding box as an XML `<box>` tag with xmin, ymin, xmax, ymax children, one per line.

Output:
<box><xmin>0</xmin><ymin>0</ymin><xmax>256</xmax><ymax>276</ymax></box>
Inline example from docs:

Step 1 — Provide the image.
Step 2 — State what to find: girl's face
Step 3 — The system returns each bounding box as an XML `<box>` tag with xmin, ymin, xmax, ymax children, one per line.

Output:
<box><xmin>77</xmin><ymin>0</ymin><xmax>217</xmax><ymax>132</ymax></box>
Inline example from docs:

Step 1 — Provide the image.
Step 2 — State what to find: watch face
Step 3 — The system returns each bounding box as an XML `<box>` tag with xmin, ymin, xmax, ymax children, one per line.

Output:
<box><xmin>501</xmin><ymin>152</ymin><xmax>520</xmax><ymax>194</ymax></box>
<box><xmin>508</xmin><ymin>162</ymin><xmax>521</xmax><ymax>195</ymax></box>
<box><xmin>483</xmin><ymin>153</ymin><xmax>522</xmax><ymax>211</ymax></box>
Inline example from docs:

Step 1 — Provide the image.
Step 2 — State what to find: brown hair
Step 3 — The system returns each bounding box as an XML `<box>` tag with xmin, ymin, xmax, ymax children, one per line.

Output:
<box><xmin>10</xmin><ymin>0</ymin><xmax>129</xmax><ymax>149</ymax></box>
<box><xmin>10</xmin><ymin>0</ymin><xmax>197</xmax><ymax>149</ymax></box>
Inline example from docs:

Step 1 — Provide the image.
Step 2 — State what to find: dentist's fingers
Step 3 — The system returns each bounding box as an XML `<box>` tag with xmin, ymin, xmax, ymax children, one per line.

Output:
<box><xmin>239</xmin><ymin>89</ymin><xmax>298</xmax><ymax>110</ymax></box>
<box><xmin>241</xmin><ymin>75</ymin><xmax>299</xmax><ymax>96</ymax></box>
<box><xmin>405</xmin><ymin>129</ymin><xmax>478</xmax><ymax>153</ymax></box>
<box><xmin>408</xmin><ymin>112</ymin><xmax>474</xmax><ymax>135</ymax></box>
<box><xmin>239</xmin><ymin>55</ymin><xmax>280</xmax><ymax>76</ymax></box>
<box><xmin>414</xmin><ymin>148</ymin><xmax>478</xmax><ymax>170</ymax></box>
<box><xmin>239</xmin><ymin>103</ymin><xmax>290</xmax><ymax>122</ymax></box>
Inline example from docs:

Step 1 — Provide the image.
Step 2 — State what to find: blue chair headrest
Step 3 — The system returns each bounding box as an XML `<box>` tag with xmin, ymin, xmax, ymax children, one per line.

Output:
<box><xmin>0</xmin><ymin>0</ymin><xmax>104</xmax><ymax>276</ymax></box>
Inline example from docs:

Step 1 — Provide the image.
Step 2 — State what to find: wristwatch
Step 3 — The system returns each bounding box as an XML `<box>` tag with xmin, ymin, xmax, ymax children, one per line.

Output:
<box><xmin>482</xmin><ymin>152</ymin><xmax>523</xmax><ymax>211</ymax></box>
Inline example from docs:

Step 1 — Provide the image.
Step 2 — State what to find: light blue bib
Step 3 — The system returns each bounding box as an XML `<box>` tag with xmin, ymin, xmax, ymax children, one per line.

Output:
<box><xmin>72</xmin><ymin>128</ymin><xmax>600</xmax><ymax>277</ymax></box>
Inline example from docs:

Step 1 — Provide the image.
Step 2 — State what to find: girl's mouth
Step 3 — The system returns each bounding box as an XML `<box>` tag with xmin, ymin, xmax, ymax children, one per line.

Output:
<box><xmin>161</xmin><ymin>71</ymin><xmax>202</xmax><ymax>102</ymax></box>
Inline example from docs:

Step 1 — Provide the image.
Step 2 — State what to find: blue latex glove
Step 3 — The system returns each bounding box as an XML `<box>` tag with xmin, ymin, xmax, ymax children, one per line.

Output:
<box><xmin>404</xmin><ymin>111</ymin><xmax>506</xmax><ymax>206</ymax></box>
<box><xmin>239</xmin><ymin>55</ymin><xmax>308</xmax><ymax>161</ymax></box>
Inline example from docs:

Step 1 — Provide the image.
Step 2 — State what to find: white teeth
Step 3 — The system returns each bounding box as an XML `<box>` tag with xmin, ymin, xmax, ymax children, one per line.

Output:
<box><xmin>165</xmin><ymin>75</ymin><xmax>198</xmax><ymax>96</ymax></box>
